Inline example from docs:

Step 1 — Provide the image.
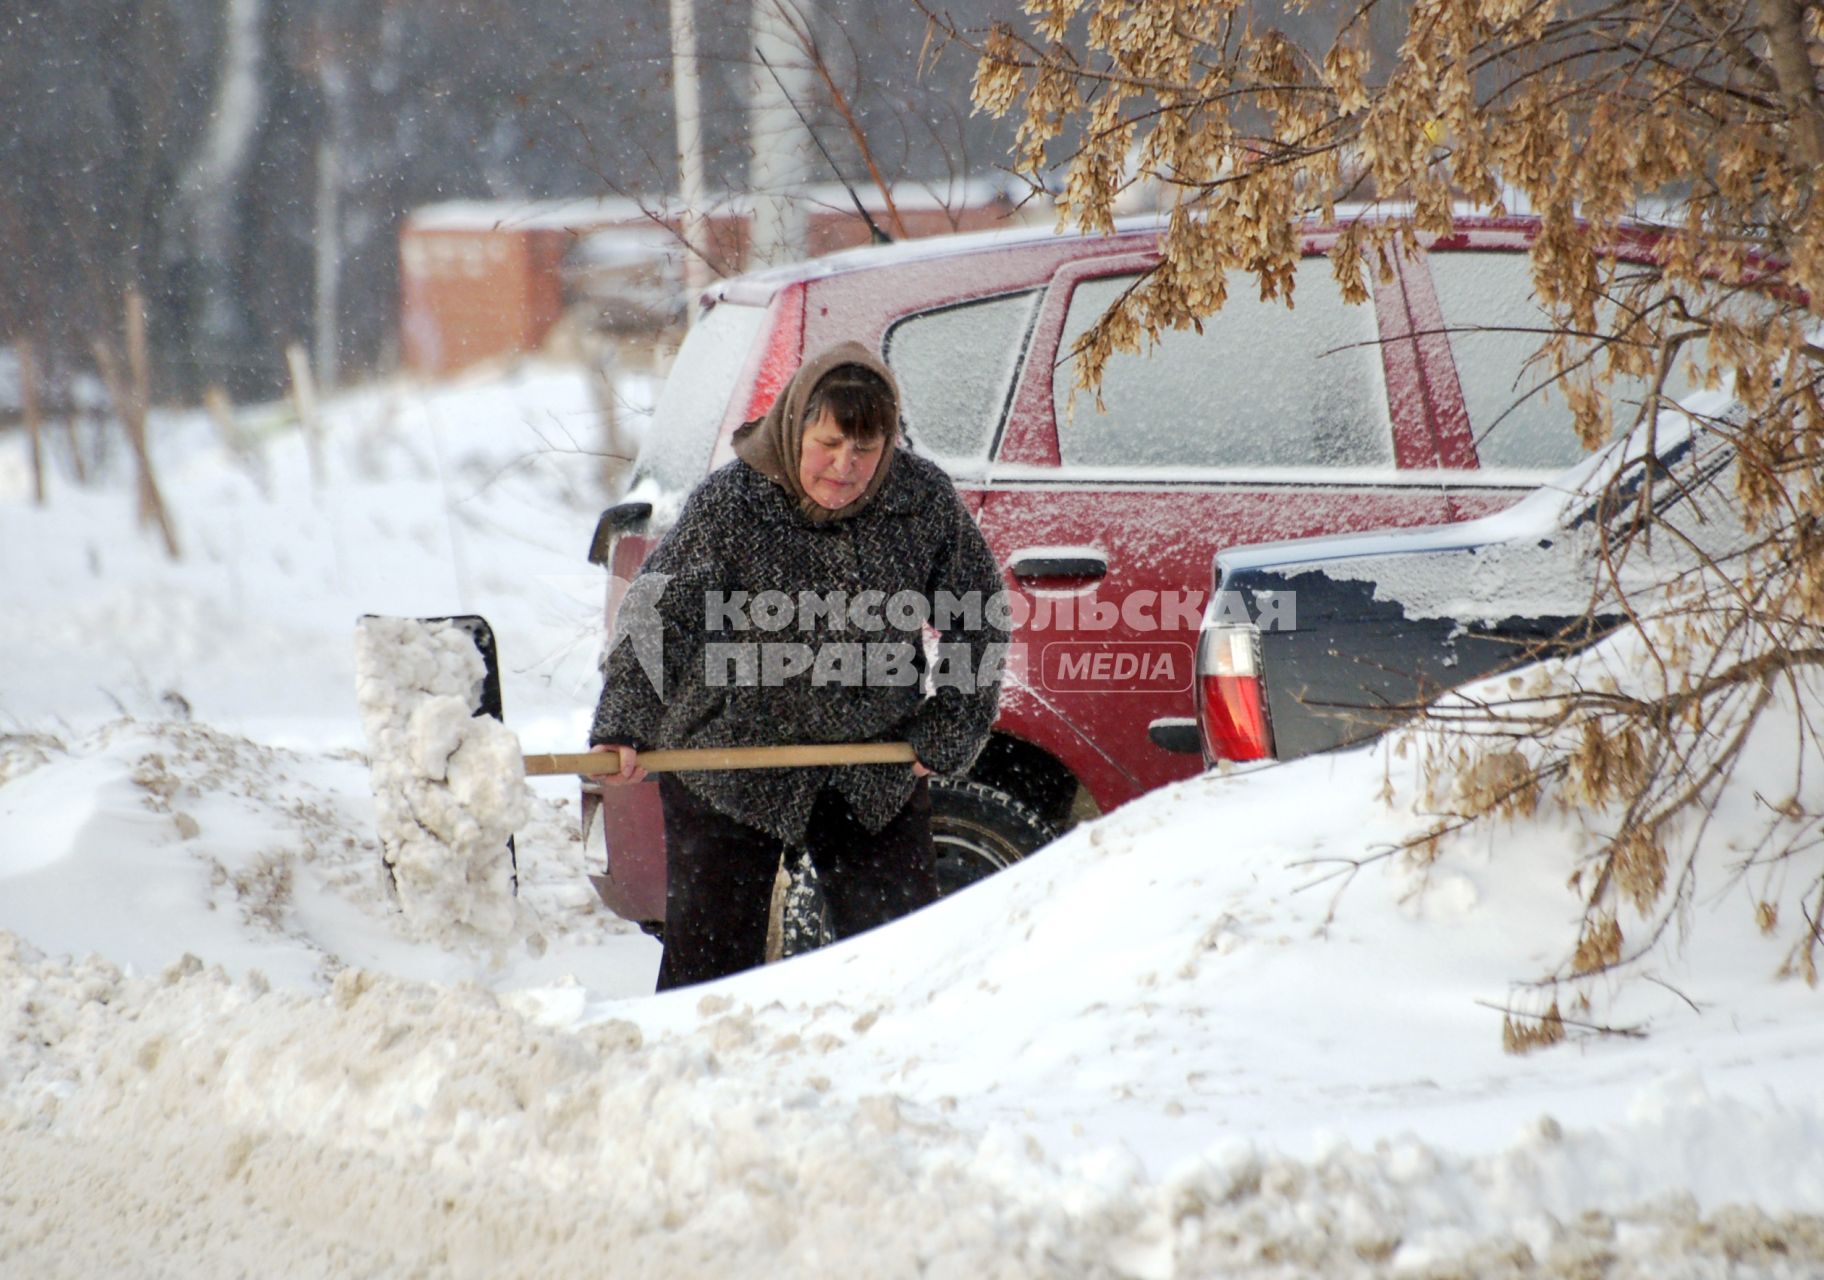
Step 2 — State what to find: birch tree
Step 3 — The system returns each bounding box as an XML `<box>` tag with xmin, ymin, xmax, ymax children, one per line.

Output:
<box><xmin>177</xmin><ymin>0</ymin><xmax>267</xmax><ymax>390</ymax></box>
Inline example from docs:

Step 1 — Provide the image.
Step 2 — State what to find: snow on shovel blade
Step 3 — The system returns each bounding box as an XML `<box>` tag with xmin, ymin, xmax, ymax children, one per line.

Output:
<box><xmin>354</xmin><ymin>614</ymin><xmax>522</xmax><ymax>924</ymax></box>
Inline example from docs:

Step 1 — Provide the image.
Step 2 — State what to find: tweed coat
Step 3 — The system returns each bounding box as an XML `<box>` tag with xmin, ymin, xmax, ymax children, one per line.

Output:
<box><xmin>589</xmin><ymin>448</ymin><xmax>1008</xmax><ymax>846</ymax></box>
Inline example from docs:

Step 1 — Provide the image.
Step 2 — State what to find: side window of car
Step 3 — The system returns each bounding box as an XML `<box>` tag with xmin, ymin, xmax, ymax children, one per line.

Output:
<box><xmin>1052</xmin><ymin>267</ymin><xmax>1391</xmax><ymax>469</ymax></box>
<box><xmin>1426</xmin><ymin>251</ymin><xmax>1698</xmax><ymax>471</ymax></box>
<box><xmin>885</xmin><ymin>291</ymin><xmax>1040</xmax><ymax>464</ymax></box>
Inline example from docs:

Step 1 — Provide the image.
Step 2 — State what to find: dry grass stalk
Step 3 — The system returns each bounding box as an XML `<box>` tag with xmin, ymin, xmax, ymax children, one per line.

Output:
<box><xmin>286</xmin><ymin>342</ymin><xmax>325</xmax><ymax>492</ymax></box>
<box><xmin>20</xmin><ymin>337</ymin><xmax>44</xmax><ymax>505</ymax></box>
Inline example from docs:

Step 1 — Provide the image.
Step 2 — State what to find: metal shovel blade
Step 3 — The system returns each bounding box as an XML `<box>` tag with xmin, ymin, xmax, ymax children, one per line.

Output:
<box><xmin>355</xmin><ymin>612</ymin><xmax>517</xmax><ymax>894</ymax></box>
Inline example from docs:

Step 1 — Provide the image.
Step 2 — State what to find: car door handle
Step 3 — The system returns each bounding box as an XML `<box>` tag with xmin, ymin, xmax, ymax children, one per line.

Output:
<box><xmin>1009</xmin><ymin>552</ymin><xmax>1108</xmax><ymax>581</ymax></box>
<box><xmin>1147</xmin><ymin>718</ymin><xmax>1201</xmax><ymax>754</ymax></box>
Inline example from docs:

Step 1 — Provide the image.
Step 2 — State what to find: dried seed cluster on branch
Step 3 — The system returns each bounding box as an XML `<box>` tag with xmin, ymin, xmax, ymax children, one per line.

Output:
<box><xmin>933</xmin><ymin>0</ymin><xmax>1824</xmax><ymax>1031</ymax></box>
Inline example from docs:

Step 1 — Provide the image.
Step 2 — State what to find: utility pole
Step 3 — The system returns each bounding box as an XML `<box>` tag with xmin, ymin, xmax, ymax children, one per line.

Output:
<box><xmin>670</xmin><ymin>0</ymin><xmax>711</xmax><ymax>321</ymax></box>
<box><xmin>748</xmin><ymin>0</ymin><xmax>810</xmax><ymax>268</ymax></box>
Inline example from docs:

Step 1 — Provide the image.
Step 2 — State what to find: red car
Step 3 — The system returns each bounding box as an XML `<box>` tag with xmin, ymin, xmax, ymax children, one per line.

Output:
<box><xmin>582</xmin><ymin>214</ymin><xmax>1582</xmax><ymax>929</ymax></box>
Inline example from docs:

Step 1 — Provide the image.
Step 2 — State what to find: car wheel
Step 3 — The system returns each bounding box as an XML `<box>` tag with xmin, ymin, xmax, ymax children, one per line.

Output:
<box><xmin>930</xmin><ymin>777</ymin><xmax>1058</xmax><ymax>898</ymax></box>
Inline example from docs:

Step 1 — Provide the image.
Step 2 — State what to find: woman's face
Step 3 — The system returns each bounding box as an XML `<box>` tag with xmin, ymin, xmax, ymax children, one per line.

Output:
<box><xmin>798</xmin><ymin>408</ymin><xmax>885</xmax><ymax>509</ymax></box>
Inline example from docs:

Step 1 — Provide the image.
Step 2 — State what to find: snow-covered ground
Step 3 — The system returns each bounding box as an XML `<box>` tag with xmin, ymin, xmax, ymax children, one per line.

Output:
<box><xmin>2</xmin><ymin>358</ymin><xmax>1821</xmax><ymax>1278</ymax></box>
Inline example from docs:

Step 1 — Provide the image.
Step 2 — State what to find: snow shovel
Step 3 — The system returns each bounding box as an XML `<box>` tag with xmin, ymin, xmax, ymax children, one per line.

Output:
<box><xmin>356</xmin><ymin>614</ymin><xmax>919</xmax><ymax>932</ymax></box>
<box><xmin>353</xmin><ymin>605</ymin><xmax>919</xmax><ymax>805</ymax></box>
<box><xmin>524</xmin><ymin>742</ymin><xmax>917</xmax><ymax>776</ymax></box>
<box><xmin>356</xmin><ymin>614</ymin><xmax>918</xmax><ymax>776</ymax></box>
<box><xmin>354</xmin><ymin>612</ymin><xmax>521</xmax><ymax>898</ymax></box>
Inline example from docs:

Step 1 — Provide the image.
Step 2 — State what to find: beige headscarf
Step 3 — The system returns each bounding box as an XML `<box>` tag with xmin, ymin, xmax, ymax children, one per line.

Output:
<box><xmin>731</xmin><ymin>340</ymin><xmax>901</xmax><ymax>524</ymax></box>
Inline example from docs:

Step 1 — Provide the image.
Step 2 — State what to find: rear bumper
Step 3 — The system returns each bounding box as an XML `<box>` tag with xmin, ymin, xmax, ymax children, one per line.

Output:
<box><xmin>581</xmin><ymin>779</ymin><xmax>668</xmax><ymax>925</ymax></box>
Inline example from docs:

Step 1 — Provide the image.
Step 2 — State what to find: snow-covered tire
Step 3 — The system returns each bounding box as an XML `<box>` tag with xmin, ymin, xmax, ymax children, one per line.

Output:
<box><xmin>930</xmin><ymin>777</ymin><xmax>1057</xmax><ymax>898</ymax></box>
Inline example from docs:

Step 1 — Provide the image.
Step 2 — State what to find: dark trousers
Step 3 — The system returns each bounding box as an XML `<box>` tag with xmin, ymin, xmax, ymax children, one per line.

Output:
<box><xmin>655</xmin><ymin>776</ymin><xmax>938</xmax><ymax>991</ymax></box>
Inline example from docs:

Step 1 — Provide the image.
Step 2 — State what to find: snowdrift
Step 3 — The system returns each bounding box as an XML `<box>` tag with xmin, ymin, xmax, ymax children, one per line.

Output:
<box><xmin>2</xmin><ymin>359</ymin><xmax>1821</xmax><ymax>1277</ymax></box>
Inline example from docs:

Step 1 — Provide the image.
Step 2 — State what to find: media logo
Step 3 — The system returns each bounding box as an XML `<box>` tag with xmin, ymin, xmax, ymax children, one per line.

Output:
<box><xmin>1041</xmin><ymin>641</ymin><xmax>1192</xmax><ymax>693</ymax></box>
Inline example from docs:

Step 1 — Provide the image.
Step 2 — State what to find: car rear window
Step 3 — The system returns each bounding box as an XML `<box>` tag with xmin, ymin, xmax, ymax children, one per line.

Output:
<box><xmin>1052</xmin><ymin>265</ymin><xmax>1391</xmax><ymax>469</ymax></box>
<box><xmin>885</xmin><ymin>291</ymin><xmax>1039</xmax><ymax>464</ymax></box>
<box><xmin>633</xmin><ymin>298</ymin><xmax>769</xmax><ymax>494</ymax></box>
<box><xmin>1426</xmin><ymin>251</ymin><xmax>1698</xmax><ymax>471</ymax></box>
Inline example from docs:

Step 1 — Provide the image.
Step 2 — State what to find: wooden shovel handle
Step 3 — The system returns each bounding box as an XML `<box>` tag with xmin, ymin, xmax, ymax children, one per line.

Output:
<box><xmin>523</xmin><ymin>742</ymin><xmax>918</xmax><ymax>777</ymax></box>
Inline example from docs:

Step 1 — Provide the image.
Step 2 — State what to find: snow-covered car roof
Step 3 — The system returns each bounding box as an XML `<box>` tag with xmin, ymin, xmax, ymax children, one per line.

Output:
<box><xmin>1214</xmin><ymin>385</ymin><xmax>1738</xmax><ymax>581</ymax></box>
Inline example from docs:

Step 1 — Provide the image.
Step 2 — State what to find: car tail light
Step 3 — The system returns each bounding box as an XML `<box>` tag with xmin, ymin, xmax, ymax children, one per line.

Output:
<box><xmin>1197</xmin><ymin>624</ymin><xmax>1276</xmax><ymax>763</ymax></box>
<box><xmin>739</xmin><ymin>281</ymin><xmax>807</xmax><ymax>424</ymax></box>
